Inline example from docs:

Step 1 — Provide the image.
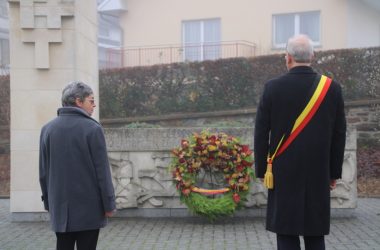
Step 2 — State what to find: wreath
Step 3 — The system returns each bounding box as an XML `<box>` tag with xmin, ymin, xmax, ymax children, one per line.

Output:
<box><xmin>170</xmin><ymin>130</ymin><xmax>254</xmax><ymax>220</ymax></box>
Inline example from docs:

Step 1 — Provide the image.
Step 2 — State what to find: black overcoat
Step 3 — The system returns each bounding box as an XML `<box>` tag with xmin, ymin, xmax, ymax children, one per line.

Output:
<box><xmin>39</xmin><ymin>107</ymin><xmax>116</xmax><ymax>232</ymax></box>
<box><xmin>254</xmin><ymin>66</ymin><xmax>346</xmax><ymax>236</ymax></box>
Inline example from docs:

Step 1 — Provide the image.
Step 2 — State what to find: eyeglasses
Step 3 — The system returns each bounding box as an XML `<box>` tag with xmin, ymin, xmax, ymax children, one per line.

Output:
<box><xmin>84</xmin><ymin>97</ymin><xmax>95</xmax><ymax>105</ymax></box>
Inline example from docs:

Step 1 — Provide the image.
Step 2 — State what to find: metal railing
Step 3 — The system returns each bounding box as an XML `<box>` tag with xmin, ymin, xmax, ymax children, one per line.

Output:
<box><xmin>0</xmin><ymin>65</ymin><xmax>9</xmax><ymax>76</ymax></box>
<box><xmin>105</xmin><ymin>40</ymin><xmax>256</xmax><ymax>68</ymax></box>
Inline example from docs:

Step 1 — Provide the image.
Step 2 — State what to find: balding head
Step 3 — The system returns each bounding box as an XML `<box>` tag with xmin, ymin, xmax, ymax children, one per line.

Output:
<box><xmin>286</xmin><ymin>34</ymin><xmax>314</xmax><ymax>64</ymax></box>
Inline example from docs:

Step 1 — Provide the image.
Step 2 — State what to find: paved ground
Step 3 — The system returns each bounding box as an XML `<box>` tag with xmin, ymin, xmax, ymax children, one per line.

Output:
<box><xmin>0</xmin><ymin>198</ymin><xmax>379</xmax><ymax>250</ymax></box>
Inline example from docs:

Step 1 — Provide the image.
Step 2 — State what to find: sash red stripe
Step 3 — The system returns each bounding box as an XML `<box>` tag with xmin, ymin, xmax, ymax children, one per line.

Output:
<box><xmin>276</xmin><ymin>77</ymin><xmax>332</xmax><ymax>157</ymax></box>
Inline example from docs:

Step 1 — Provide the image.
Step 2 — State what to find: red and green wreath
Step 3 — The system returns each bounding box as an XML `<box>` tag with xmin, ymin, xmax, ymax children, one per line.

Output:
<box><xmin>170</xmin><ymin>130</ymin><xmax>254</xmax><ymax>220</ymax></box>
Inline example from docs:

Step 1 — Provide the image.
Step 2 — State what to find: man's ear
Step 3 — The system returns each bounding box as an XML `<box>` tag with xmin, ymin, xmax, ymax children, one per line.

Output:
<box><xmin>286</xmin><ymin>53</ymin><xmax>292</xmax><ymax>65</ymax></box>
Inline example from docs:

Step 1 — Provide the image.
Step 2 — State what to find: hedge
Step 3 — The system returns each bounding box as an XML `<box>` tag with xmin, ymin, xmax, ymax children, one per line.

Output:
<box><xmin>0</xmin><ymin>75</ymin><xmax>10</xmax><ymax>126</ymax></box>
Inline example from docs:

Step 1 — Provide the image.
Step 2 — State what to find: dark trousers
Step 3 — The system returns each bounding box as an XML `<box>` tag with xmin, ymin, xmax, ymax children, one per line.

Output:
<box><xmin>56</xmin><ymin>229</ymin><xmax>100</xmax><ymax>250</ymax></box>
<box><xmin>277</xmin><ymin>234</ymin><xmax>325</xmax><ymax>250</ymax></box>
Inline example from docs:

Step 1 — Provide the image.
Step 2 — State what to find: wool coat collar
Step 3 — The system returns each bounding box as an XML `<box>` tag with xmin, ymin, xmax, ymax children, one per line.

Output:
<box><xmin>288</xmin><ymin>65</ymin><xmax>315</xmax><ymax>74</ymax></box>
<box><xmin>57</xmin><ymin>106</ymin><xmax>100</xmax><ymax>125</ymax></box>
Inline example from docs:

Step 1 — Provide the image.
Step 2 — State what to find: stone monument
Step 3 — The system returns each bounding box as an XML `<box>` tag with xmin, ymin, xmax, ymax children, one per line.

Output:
<box><xmin>104</xmin><ymin>127</ymin><xmax>357</xmax><ymax>217</ymax></box>
<box><xmin>9</xmin><ymin>0</ymin><xmax>99</xmax><ymax>220</ymax></box>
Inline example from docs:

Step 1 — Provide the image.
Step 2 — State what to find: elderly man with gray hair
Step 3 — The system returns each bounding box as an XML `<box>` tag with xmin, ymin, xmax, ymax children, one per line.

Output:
<box><xmin>39</xmin><ymin>81</ymin><xmax>116</xmax><ymax>250</ymax></box>
<box><xmin>254</xmin><ymin>35</ymin><xmax>346</xmax><ymax>250</ymax></box>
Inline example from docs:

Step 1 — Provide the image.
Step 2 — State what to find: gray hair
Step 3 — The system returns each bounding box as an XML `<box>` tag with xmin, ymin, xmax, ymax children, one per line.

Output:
<box><xmin>61</xmin><ymin>81</ymin><xmax>93</xmax><ymax>107</ymax></box>
<box><xmin>286</xmin><ymin>34</ymin><xmax>314</xmax><ymax>63</ymax></box>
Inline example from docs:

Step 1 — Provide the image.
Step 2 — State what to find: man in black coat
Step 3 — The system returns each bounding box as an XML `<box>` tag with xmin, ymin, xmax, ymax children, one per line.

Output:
<box><xmin>254</xmin><ymin>35</ymin><xmax>346</xmax><ymax>250</ymax></box>
<box><xmin>39</xmin><ymin>81</ymin><xmax>116</xmax><ymax>250</ymax></box>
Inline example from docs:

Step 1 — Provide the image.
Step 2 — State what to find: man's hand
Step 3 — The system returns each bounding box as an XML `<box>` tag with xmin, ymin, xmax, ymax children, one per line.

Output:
<box><xmin>330</xmin><ymin>179</ymin><xmax>337</xmax><ymax>190</ymax></box>
<box><xmin>105</xmin><ymin>210</ymin><xmax>115</xmax><ymax>217</ymax></box>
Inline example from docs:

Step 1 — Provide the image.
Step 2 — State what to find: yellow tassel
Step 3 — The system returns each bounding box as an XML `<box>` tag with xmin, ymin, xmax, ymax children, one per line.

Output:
<box><xmin>264</xmin><ymin>162</ymin><xmax>274</xmax><ymax>189</ymax></box>
<box><xmin>265</xmin><ymin>135</ymin><xmax>284</xmax><ymax>190</ymax></box>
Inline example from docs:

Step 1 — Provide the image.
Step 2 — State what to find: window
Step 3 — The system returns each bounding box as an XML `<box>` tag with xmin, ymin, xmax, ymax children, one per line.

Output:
<box><xmin>182</xmin><ymin>19</ymin><xmax>221</xmax><ymax>61</ymax></box>
<box><xmin>97</xmin><ymin>14</ymin><xmax>123</xmax><ymax>69</ymax></box>
<box><xmin>273</xmin><ymin>11</ymin><xmax>320</xmax><ymax>48</ymax></box>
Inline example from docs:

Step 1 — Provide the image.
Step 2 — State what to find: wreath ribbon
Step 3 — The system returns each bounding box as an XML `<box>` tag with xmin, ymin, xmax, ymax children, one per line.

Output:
<box><xmin>191</xmin><ymin>187</ymin><xmax>230</xmax><ymax>195</ymax></box>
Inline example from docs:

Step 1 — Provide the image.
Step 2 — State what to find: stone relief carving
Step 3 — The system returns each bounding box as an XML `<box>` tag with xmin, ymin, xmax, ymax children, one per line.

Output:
<box><xmin>105</xmin><ymin>128</ymin><xmax>357</xmax><ymax>210</ymax></box>
<box><xmin>109</xmin><ymin>152</ymin><xmax>140</xmax><ymax>209</ymax></box>
<box><xmin>109</xmin><ymin>152</ymin><xmax>177</xmax><ymax>209</ymax></box>
<box><xmin>9</xmin><ymin>0</ymin><xmax>74</xmax><ymax>69</ymax></box>
<box><xmin>109</xmin><ymin>150</ymin><xmax>357</xmax><ymax>209</ymax></box>
<box><xmin>331</xmin><ymin>151</ymin><xmax>357</xmax><ymax>207</ymax></box>
<box><xmin>245</xmin><ymin>180</ymin><xmax>268</xmax><ymax>207</ymax></box>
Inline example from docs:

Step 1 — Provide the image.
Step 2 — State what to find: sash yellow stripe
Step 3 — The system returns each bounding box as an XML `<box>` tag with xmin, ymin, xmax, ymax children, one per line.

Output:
<box><xmin>291</xmin><ymin>75</ymin><xmax>327</xmax><ymax>133</ymax></box>
<box><xmin>268</xmin><ymin>134</ymin><xmax>285</xmax><ymax>163</ymax></box>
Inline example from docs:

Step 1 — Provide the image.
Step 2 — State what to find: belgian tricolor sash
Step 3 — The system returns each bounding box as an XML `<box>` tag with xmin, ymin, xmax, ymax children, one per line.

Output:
<box><xmin>264</xmin><ymin>75</ymin><xmax>332</xmax><ymax>189</ymax></box>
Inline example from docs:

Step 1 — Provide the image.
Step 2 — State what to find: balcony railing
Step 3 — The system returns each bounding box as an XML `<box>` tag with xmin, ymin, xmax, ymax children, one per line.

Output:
<box><xmin>0</xmin><ymin>65</ymin><xmax>9</xmax><ymax>76</ymax></box>
<box><xmin>105</xmin><ymin>40</ymin><xmax>256</xmax><ymax>69</ymax></box>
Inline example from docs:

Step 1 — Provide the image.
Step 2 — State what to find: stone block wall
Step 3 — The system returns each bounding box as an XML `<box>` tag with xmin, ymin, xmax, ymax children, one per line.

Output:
<box><xmin>346</xmin><ymin>101</ymin><xmax>380</xmax><ymax>143</ymax></box>
<box><xmin>101</xmin><ymin>101</ymin><xmax>380</xmax><ymax>144</ymax></box>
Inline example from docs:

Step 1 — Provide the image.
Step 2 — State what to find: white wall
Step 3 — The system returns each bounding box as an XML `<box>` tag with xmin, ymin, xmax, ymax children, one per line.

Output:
<box><xmin>347</xmin><ymin>0</ymin><xmax>380</xmax><ymax>48</ymax></box>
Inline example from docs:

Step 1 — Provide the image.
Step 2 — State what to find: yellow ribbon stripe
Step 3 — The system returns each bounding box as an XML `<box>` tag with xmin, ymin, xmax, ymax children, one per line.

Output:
<box><xmin>291</xmin><ymin>75</ymin><xmax>327</xmax><ymax>133</ymax></box>
<box><xmin>268</xmin><ymin>134</ymin><xmax>285</xmax><ymax>163</ymax></box>
<box><xmin>191</xmin><ymin>186</ymin><xmax>230</xmax><ymax>195</ymax></box>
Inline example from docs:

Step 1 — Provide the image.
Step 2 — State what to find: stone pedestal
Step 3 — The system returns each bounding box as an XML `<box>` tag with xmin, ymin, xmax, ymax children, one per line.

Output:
<box><xmin>331</xmin><ymin>128</ymin><xmax>357</xmax><ymax>208</ymax></box>
<box><xmin>9</xmin><ymin>0</ymin><xmax>99</xmax><ymax>217</ymax></box>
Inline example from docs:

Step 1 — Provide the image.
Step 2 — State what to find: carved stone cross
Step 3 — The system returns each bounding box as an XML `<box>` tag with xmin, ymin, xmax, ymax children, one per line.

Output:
<box><xmin>21</xmin><ymin>29</ymin><xmax>62</xmax><ymax>69</ymax></box>
<box><xmin>33</xmin><ymin>3</ymin><xmax>74</xmax><ymax>29</ymax></box>
<box><xmin>8</xmin><ymin>0</ymin><xmax>74</xmax><ymax>69</ymax></box>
